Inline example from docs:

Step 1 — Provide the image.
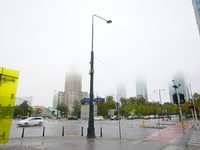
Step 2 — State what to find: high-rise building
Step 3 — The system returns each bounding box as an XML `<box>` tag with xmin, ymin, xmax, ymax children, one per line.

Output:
<box><xmin>53</xmin><ymin>70</ymin><xmax>88</xmax><ymax>114</ymax></box>
<box><xmin>64</xmin><ymin>71</ymin><xmax>82</xmax><ymax>113</ymax></box>
<box><xmin>53</xmin><ymin>91</ymin><xmax>58</xmax><ymax>109</ymax></box>
<box><xmin>192</xmin><ymin>0</ymin><xmax>200</xmax><ymax>35</ymax></box>
<box><xmin>168</xmin><ymin>72</ymin><xmax>190</xmax><ymax>103</ymax></box>
<box><xmin>136</xmin><ymin>76</ymin><xmax>148</xmax><ymax>101</ymax></box>
<box><xmin>117</xmin><ymin>83</ymin><xmax>126</xmax><ymax>103</ymax></box>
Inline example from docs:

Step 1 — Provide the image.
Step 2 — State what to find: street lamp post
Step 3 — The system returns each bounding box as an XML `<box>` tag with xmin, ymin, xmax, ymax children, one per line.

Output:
<box><xmin>158</xmin><ymin>89</ymin><xmax>165</xmax><ymax>104</ymax></box>
<box><xmin>27</xmin><ymin>95</ymin><xmax>34</xmax><ymax>117</ymax></box>
<box><xmin>87</xmin><ymin>14</ymin><xmax>112</xmax><ymax>139</ymax></box>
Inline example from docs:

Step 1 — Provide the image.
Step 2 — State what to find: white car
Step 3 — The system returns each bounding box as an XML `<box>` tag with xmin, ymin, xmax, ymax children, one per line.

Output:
<box><xmin>17</xmin><ymin>117</ymin><xmax>44</xmax><ymax>127</ymax></box>
<box><xmin>94</xmin><ymin>116</ymin><xmax>103</xmax><ymax>121</ymax></box>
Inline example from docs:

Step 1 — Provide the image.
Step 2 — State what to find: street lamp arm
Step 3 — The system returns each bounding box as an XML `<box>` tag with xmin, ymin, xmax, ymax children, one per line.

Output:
<box><xmin>93</xmin><ymin>14</ymin><xmax>112</xmax><ymax>24</ymax></box>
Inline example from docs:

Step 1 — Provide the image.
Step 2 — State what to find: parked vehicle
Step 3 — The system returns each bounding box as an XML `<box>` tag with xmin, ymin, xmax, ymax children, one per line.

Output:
<box><xmin>149</xmin><ymin>115</ymin><xmax>154</xmax><ymax>119</ymax></box>
<box><xmin>21</xmin><ymin>116</ymin><xmax>28</xmax><ymax>120</ymax></box>
<box><xmin>110</xmin><ymin>116</ymin><xmax>116</xmax><ymax>120</ymax></box>
<box><xmin>68</xmin><ymin>116</ymin><xmax>78</xmax><ymax>120</ymax></box>
<box><xmin>144</xmin><ymin>116</ymin><xmax>150</xmax><ymax>119</ymax></box>
<box><xmin>94</xmin><ymin>116</ymin><xmax>103</xmax><ymax>121</ymax></box>
<box><xmin>17</xmin><ymin>117</ymin><xmax>44</xmax><ymax>127</ymax></box>
<box><xmin>114</xmin><ymin>116</ymin><xmax>121</xmax><ymax>120</ymax></box>
<box><xmin>126</xmin><ymin>116</ymin><xmax>134</xmax><ymax>120</ymax></box>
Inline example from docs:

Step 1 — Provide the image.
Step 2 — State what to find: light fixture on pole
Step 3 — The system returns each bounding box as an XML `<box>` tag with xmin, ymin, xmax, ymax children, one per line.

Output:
<box><xmin>87</xmin><ymin>14</ymin><xmax>112</xmax><ymax>139</ymax></box>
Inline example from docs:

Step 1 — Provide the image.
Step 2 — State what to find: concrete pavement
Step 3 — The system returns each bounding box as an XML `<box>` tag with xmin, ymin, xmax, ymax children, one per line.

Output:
<box><xmin>1</xmin><ymin>119</ymin><xmax>200</xmax><ymax>150</ymax></box>
<box><xmin>0</xmin><ymin>135</ymin><xmax>199</xmax><ymax>150</ymax></box>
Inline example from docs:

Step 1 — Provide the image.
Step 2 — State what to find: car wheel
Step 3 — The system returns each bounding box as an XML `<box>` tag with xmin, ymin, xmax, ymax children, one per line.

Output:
<box><xmin>24</xmin><ymin>123</ymin><xmax>29</xmax><ymax>127</ymax></box>
<box><xmin>38</xmin><ymin>122</ymin><xmax>43</xmax><ymax>126</ymax></box>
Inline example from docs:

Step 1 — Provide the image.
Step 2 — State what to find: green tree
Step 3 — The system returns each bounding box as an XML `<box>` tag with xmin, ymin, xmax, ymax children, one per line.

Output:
<box><xmin>72</xmin><ymin>100</ymin><xmax>81</xmax><ymax>118</ymax></box>
<box><xmin>19</xmin><ymin>101</ymin><xmax>29</xmax><ymax>116</ymax></box>
<box><xmin>13</xmin><ymin>106</ymin><xmax>23</xmax><ymax>117</ymax></box>
<box><xmin>80</xmin><ymin>99</ymin><xmax>89</xmax><ymax>105</ymax></box>
<box><xmin>106</xmin><ymin>96</ymin><xmax>116</xmax><ymax>109</ymax></box>
<box><xmin>57</xmin><ymin>102</ymin><xmax>68</xmax><ymax>116</ymax></box>
<box><xmin>34</xmin><ymin>108</ymin><xmax>41</xmax><ymax>115</ymax></box>
<box><xmin>98</xmin><ymin>102</ymin><xmax>108</xmax><ymax>116</ymax></box>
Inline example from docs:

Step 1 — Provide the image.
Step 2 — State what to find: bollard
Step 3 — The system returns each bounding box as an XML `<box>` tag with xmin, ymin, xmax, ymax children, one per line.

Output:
<box><xmin>119</xmin><ymin>121</ymin><xmax>121</xmax><ymax>139</ymax></box>
<box><xmin>22</xmin><ymin>127</ymin><xmax>25</xmax><ymax>138</ymax></box>
<box><xmin>43</xmin><ymin>127</ymin><xmax>45</xmax><ymax>137</ymax></box>
<box><xmin>81</xmin><ymin>127</ymin><xmax>83</xmax><ymax>136</ymax></box>
<box><xmin>143</xmin><ymin>120</ymin><xmax>145</xmax><ymax>127</ymax></box>
<box><xmin>100</xmin><ymin>127</ymin><xmax>102</xmax><ymax>137</ymax></box>
<box><xmin>62</xmin><ymin>127</ymin><xmax>64</xmax><ymax>136</ymax></box>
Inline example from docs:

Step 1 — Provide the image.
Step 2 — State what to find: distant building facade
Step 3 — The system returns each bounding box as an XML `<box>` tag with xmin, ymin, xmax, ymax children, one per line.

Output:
<box><xmin>54</xmin><ymin>71</ymin><xmax>88</xmax><ymax>114</ymax></box>
<box><xmin>15</xmin><ymin>97</ymin><xmax>33</xmax><ymax>106</ymax></box>
<box><xmin>169</xmin><ymin>72</ymin><xmax>190</xmax><ymax>103</ymax></box>
<box><xmin>117</xmin><ymin>83</ymin><xmax>126</xmax><ymax>105</ymax></box>
<box><xmin>136</xmin><ymin>76</ymin><xmax>148</xmax><ymax>101</ymax></box>
<box><xmin>81</xmin><ymin>105</ymin><xmax>97</xmax><ymax>119</ymax></box>
<box><xmin>53</xmin><ymin>91</ymin><xmax>58</xmax><ymax>109</ymax></box>
<box><xmin>192</xmin><ymin>0</ymin><xmax>200</xmax><ymax>35</ymax></box>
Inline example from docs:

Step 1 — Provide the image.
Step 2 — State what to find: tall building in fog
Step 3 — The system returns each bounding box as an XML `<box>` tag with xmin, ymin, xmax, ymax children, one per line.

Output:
<box><xmin>53</xmin><ymin>91</ymin><xmax>58</xmax><ymax>109</ymax></box>
<box><xmin>136</xmin><ymin>76</ymin><xmax>148</xmax><ymax>101</ymax></box>
<box><xmin>56</xmin><ymin>71</ymin><xmax>88</xmax><ymax>114</ymax></box>
<box><xmin>168</xmin><ymin>71</ymin><xmax>190</xmax><ymax>103</ymax></box>
<box><xmin>117</xmin><ymin>83</ymin><xmax>126</xmax><ymax>103</ymax></box>
<box><xmin>192</xmin><ymin>0</ymin><xmax>200</xmax><ymax>35</ymax></box>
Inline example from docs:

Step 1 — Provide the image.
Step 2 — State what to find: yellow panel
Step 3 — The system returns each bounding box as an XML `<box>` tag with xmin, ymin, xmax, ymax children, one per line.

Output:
<box><xmin>0</xmin><ymin>67</ymin><xmax>19</xmax><ymax>144</ymax></box>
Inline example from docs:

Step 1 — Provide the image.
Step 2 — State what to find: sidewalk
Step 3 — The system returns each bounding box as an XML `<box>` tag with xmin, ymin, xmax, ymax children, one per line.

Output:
<box><xmin>0</xmin><ymin>135</ymin><xmax>200</xmax><ymax>150</ymax></box>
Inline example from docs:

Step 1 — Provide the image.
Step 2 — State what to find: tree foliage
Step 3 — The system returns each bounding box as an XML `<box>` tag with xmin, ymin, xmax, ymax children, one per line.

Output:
<box><xmin>13</xmin><ymin>101</ymin><xmax>33</xmax><ymax>117</ymax></box>
<box><xmin>57</xmin><ymin>102</ymin><xmax>68</xmax><ymax>116</ymax></box>
<box><xmin>119</xmin><ymin>97</ymin><xmax>177</xmax><ymax>117</ymax></box>
<box><xmin>72</xmin><ymin>100</ymin><xmax>81</xmax><ymax>118</ymax></box>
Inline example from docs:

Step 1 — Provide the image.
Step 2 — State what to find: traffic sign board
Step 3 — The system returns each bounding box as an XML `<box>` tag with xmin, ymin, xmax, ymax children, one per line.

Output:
<box><xmin>39</xmin><ymin>109</ymin><xmax>42</xmax><ymax>113</ymax></box>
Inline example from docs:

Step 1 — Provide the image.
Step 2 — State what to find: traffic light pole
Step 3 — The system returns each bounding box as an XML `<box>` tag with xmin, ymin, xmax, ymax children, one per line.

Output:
<box><xmin>189</xmin><ymin>84</ymin><xmax>197</xmax><ymax>129</ymax></box>
<box><xmin>173</xmin><ymin>85</ymin><xmax>188</xmax><ymax>147</ymax></box>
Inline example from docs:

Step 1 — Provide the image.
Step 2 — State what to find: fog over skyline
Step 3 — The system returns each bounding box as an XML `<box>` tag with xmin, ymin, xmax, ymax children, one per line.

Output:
<box><xmin>1</xmin><ymin>0</ymin><xmax>200</xmax><ymax>107</ymax></box>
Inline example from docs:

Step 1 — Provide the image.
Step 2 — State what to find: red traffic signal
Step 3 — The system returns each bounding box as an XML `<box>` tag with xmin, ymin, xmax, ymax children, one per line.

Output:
<box><xmin>188</xmin><ymin>103</ymin><xmax>194</xmax><ymax>109</ymax></box>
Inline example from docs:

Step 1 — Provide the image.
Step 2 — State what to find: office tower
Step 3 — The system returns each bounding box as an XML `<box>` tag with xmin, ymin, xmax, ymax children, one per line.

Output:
<box><xmin>136</xmin><ymin>76</ymin><xmax>148</xmax><ymax>101</ymax></box>
<box><xmin>192</xmin><ymin>0</ymin><xmax>200</xmax><ymax>35</ymax></box>
<box><xmin>169</xmin><ymin>71</ymin><xmax>190</xmax><ymax>103</ymax></box>
<box><xmin>64</xmin><ymin>71</ymin><xmax>82</xmax><ymax>113</ymax></box>
<box><xmin>117</xmin><ymin>83</ymin><xmax>126</xmax><ymax>103</ymax></box>
<box><xmin>53</xmin><ymin>91</ymin><xmax>58</xmax><ymax>109</ymax></box>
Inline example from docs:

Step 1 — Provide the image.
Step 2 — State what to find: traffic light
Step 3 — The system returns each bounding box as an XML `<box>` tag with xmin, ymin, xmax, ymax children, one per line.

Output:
<box><xmin>173</xmin><ymin>93</ymin><xmax>185</xmax><ymax>104</ymax></box>
<box><xmin>188</xmin><ymin>103</ymin><xmax>194</xmax><ymax>109</ymax></box>
<box><xmin>173</xmin><ymin>94</ymin><xmax>178</xmax><ymax>104</ymax></box>
<box><xmin>180</xmin><ymin>94</ymin><xmax>185</xmax><ymax>104</ymax></box>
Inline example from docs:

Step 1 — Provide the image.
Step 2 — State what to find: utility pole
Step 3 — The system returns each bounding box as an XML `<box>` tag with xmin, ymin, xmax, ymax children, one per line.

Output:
<box><xmin>189</xmin><ymin>83</ymin><xmax>197</xmax><ymax>129</ymax></box>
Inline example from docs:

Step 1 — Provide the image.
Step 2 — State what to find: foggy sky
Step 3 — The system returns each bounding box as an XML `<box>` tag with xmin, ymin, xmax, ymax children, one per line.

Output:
<box><xmin>1</xmin><ymin>0</ymin><xmax>200</xmax><ymax>107</ymax></box>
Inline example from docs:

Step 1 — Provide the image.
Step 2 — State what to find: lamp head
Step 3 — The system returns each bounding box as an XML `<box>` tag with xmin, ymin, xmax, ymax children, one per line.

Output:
<box><xmin>107</xmin><ymin>20</ymin><xmax>112</xmax><ymax>24</ymax></box>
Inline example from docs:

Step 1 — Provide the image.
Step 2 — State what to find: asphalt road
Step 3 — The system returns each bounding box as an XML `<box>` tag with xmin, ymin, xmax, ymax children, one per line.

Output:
<box><xmin>10</xmin><ymin>119</ymin><xmax>162</xmax><ymax>140</ymax></box>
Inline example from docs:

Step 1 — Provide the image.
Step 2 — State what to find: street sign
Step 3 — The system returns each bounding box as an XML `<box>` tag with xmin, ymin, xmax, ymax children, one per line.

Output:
<box><xmin>39</xmin><ymin>109</ymin><xmax>42</xmax><ymax>113</ymax></box>
<box><xmin>162</xmin><ymin>110</ymin><xmax>164</xmax><ymax>113</ymax></box>
<box><xmin>94</xmin><ymin>98</ymin><xmax>105</xmax><ymax>102</ymax></box>
<box><xmin>84</xmin><ymin>98</ymin><xmax>90</xmax><ymax>102</ymax></box>
<box><xmin>84</xmin><ymin>98</ymin><xmax>105</xmax><ymax>102</ymax></box>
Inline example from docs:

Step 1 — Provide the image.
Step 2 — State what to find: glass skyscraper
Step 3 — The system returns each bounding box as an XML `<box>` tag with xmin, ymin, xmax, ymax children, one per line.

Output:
<box><xmin>168</xmin><ymin>72</ymin><xmax>190</xmax><ymax>103</ymax></box>
<box><xmin>192</xmin><ymin>0</ymin><xmax>200</xmax><ymax>35</ymax></box>
<box><xmin>136</xmin><ymin>77</ymin><xmax>148</xmax><ymax>101</ymax></box>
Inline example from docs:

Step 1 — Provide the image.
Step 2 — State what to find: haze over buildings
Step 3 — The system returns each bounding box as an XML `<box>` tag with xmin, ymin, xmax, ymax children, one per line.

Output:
<box><xmin>1</xmin><ymin>1</ymin><xmax>200</xmax><ymax>107</ymax></box>
<box><xmin>56</xmin><ymin>71</ymin><xmax>88</xmax><ymax>113</ymax></box>
<box><xmin>136</xmin><ymin>76</ymin><xmax>148</xmax><ymax>101</ymax></box>
<box><xmin>168</xmin><ymin>71</ymin><xmax>190</xmax><ymax>103</ymax></box>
